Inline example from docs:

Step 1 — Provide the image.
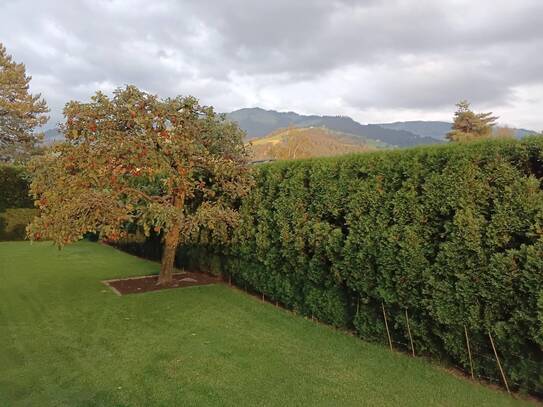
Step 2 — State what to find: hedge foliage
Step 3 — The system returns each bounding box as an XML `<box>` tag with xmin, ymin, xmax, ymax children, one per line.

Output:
<box><xmin>0</xmin><ymin>165</ymin><xmax>32</xmax><ymax>212</ymax></box>
<box><xmin>115</xmin><ymin>137</ymin><xmax>543</xmax><ymax>394</ymax></box>
<box><xmin>0</xmin><ymin>165</ymin><xmax>33</xmax><ymax>241</ymax></box>
<box><xmin>114</xmin><ymin>231</ymin><xmax>224</xmax><ymax>276</ymax></box>
<box><xmin>214</xmin><ymin>137</ymin><xmax>543</xmax><ymax>394</ymax></box>
<box><xmin>0</xmin><ymin>208</ymin><xmax>37</xmax><ymax>240</ymax></box>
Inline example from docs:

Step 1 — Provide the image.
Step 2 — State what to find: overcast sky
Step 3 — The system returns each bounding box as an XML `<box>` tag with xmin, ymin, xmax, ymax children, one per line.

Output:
<box><xmin>1</xmin><ymin>0</ymin><xmax>542</xmax><ymax>130</ymax></box>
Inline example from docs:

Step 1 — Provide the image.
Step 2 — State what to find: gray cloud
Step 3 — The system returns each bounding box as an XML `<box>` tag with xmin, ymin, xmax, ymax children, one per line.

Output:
<box><xmin>1</xmin><ymin>0</ymin><xmax>542</xmax><ymax>129</ymax></box>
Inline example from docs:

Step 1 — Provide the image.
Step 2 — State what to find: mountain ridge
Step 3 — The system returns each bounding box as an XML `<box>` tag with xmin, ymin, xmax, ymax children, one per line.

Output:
<box><xmin>40</xmin><ymin>108</ymin><xmax>539</xmax><ymax>147</ymax></box>
<box><xmin>226</xmin><ymin>108</ymin><xmax>440</xmax><ymax>147</ymax></box>
<box><xmin>377</xmin><ymin>120</ymin><xmax>538</xmax><ymax>140</ymax></box>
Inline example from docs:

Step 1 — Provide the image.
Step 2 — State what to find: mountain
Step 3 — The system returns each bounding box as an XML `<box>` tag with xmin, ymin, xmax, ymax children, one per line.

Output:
<box><xmin>39</xmin><ymin>111</ymin><xmax>539</xmax><ymax>148</ymax></box>
<box><xmin>42</xmin><ymin>128</ymin><xmax>63</xmax><ymax>144</ymax></box>
<box><xmin>226</xmin><ymin>108</ymin><xmax>442</xmax><ymax>147</ymax></box>
<box><xmin>377</xmin><ymin>121</ymin><xmax>452</xmax><ymax>140</ymax></box>
<box><xmin>227</xmin><ymin>108</ymin><xmax>302</xmax><ymax>138</ymax></box>
<box><xmin>513</xmin><ymin>128</ymin><xmax>540</xmax><ymax>138</ymax></box>
<box><xmin>377</xmin><ymin>121</ymin><xmax>538</xmax><ymax>140</ymax></box>
<box><xmin>250</xmin><ymin>127</ymin><xmax>387</xmax><ymax>161</ymax></box>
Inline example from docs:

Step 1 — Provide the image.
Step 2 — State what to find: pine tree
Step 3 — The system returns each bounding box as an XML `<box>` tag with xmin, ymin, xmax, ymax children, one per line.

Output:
<box><xmin>446</xmin><ymin>100</ymin><xmax>498</xmax><ymax>142</ymax></box>
<box><xmin>0</xmin><ymin>43</ymin><xmax>49</xmax><ymax>162</ymax></box>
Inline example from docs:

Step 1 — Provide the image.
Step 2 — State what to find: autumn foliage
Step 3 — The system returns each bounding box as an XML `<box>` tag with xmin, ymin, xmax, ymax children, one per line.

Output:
<box><xmin>28</xmin><ymin>86</ymin><xmax>252</xmax><ymax>284</ymax></box>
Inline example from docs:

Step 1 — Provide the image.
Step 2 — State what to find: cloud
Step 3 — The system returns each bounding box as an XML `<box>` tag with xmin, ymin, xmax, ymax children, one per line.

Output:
<box><xmin>0</xmin><ymin>0</ymin><xmax>542</xmax><ymax>129</ymax></box>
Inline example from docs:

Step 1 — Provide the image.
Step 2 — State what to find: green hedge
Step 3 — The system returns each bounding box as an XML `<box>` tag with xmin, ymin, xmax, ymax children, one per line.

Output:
<box><xmin>116</xmin><ymin>137</ymin><xmax>543</xmax><ymax>394</ymax></box>
<box><xmin>0</xmin><ymin>165</ymin><xmax>32</xmax><ymax>212</ymax></box>
<box><xmin>113</xmin><ymin>231</ymin><xmax>224</xmax><ymax>276</ymax></box>
<box><xmin>218</xmin><ymin>137</ymin><xmax>543</xmax><ymax>395</ymax></box>
<box><xmin>0</xmin><ymin>208</ymin><xmax>37</xmax><ymax>240</ymax></box>
<box><xmin>0</xmin><ymin>165</ymin><xmax>33</xmax><ymax>241</ymax></box>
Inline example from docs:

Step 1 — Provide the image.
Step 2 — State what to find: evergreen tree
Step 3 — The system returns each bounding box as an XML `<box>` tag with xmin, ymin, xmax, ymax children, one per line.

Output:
<box><xmin>446</xmin><ymin>100</ymin><xmax>497</xmax><ymax>142</ymax></box>
<box><xmin>0</xmin><ymin>43</ymin><xmax>49</xmax><ymax>162</ymax></box>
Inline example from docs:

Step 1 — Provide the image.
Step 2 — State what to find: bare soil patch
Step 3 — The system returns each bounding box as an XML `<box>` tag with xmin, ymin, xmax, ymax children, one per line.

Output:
<box><xmin>103</xmin><ymin>271</ymin><xmax>222</xmax><ymax>295</ymax></box>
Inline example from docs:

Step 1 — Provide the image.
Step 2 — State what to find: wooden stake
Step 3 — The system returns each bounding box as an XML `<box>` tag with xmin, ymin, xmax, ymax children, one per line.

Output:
<box><xmin>228</xmin><ymin>275</ymin><xmax>232</xmax><ymax>287</ymax></box>
<box><xmin>262</xmin><ymin>292</ymin><xmax>265</xmax><ymax>302</ymax></box>
<box><xmin>488</xmin><ymin>331</ymin><xmax>511</xmax><ymax>395</ymax></box>
<box><xmin>405</xmin><ymin>309</ymin><xmax>415</xmax><ymax>357</ymax></box>
<box><xmin>464</xmin><ymin>325</ymin><xmax>474</xmax><ymax>380</ymax></box>
<box><xmin>275</xmin><ymin>300</ymin><xmax>278</xmax><ymax>308</ymax></box>
<box><xmin>381</xmin><ymin>301</ymin><xmax>393</xmax><ymax>351</ymax></box>
<box><xmin>356</xmin><ymin>298</ymin><xmax>360</xmax><ymax>317</ymax></box>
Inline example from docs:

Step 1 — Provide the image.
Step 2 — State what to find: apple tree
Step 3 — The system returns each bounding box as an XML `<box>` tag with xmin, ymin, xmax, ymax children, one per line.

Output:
<box><xmin>28</xmin><ymin>86</ymin><xmax>252</xmax><ymax>285</ymax></box>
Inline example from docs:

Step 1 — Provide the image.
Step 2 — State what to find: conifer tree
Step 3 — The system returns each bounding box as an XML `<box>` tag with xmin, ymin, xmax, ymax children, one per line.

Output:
<box><xmin>446</xmin><ymin>100</ymin><xmax>497</xmax><ymax>142</ymax></box>
<box><xmin>0</xmin><ymin>43</ymin><xmax>49</xmax><ymax>162</ymax></box>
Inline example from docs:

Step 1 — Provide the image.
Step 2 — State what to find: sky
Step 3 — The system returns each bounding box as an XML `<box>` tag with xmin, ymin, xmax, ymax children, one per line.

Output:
<box><xmin>1</xmin><ymin>0</ymin><xmax>542</xmax><ymax>130</ymax></box>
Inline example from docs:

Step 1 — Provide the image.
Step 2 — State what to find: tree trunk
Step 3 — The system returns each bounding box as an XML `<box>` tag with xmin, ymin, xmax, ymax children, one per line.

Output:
<box><xmin>158</xmin><ymin>193</ymin><xmax>184</xmax><ymax>286</ymax></box>
<box><xmin>158</xmin><ymin>224</ymin><xmax>180</xmax><ymax>285</ymax></box>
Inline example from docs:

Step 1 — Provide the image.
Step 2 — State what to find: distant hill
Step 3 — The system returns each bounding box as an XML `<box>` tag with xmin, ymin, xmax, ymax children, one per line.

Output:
<box><xmin>42</xmin><ymin>128</ymin><xmax>63</xmax><ymax>144</ymax></box>
<box><xmin>512</xmin><ymin>128</ymin><xmax>540</xmax><ymax>138</ymax></box>
<box><xmin>227</xmin><ymin>108</ymin><xmax>441</xmax><ymax>147</ymax></box>
<box><xmin>377</xmin><ymin>121</ymin><xmax>538</xmax><ymax>140</ymax></box>
<box><xmin>377</xmin><ymin>121</ymin><xmax>452</xmax><ymax>140</ymax></box>
<box><xmin>39</xmin><ymin>112</ymin><xmax>538</xmax><ymax>148</ymax></box>
<box><xmin>250</xmin><ymin>127</ymin><xmax>388</xmax><ymax>161</ymax></box>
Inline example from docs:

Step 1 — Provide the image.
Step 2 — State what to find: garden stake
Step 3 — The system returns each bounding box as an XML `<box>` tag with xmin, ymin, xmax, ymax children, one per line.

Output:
<box><xmin>262</xmin><ymin>292</ymin><xmax>265</xmax><ymax>302</ymax></box>
<box><xmin>228</xmin><ymin>275</ymin><xmax>232</xmax><ymax>286</ymax></box>
<box><xmin>356</xmin><ymin>298</ymin><xmax>360</xmax><ymax>318</ymax></box>
<box><xmin>488</xmin><ymin>331</ymin><xmax>510</xmax><ymax>395</ymax></box>
<box><xmin>464</xmin><ymin>325</ymin><xmax>474</xmax><ymax>379</ymax></box>
<box><xmin>381</xmin><ymin>302</ymin><xmax>393</xmax><ymax>351</ymax></box>
<box><xmin>405</xmin><ymin>309</ymin><xmax>415</xmax><ymax>357</ymax></box>
<box><xmin>275</xmin><ymin>300</ymin><xmax>278</xmax><ymax>308</ymax></box>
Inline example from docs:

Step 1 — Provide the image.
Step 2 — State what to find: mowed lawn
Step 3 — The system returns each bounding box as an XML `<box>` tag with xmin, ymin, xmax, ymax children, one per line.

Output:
<box><xmin>0</xmin><ymin>242</ymin><xmax>531</xmax><ymax>406</ymax></box>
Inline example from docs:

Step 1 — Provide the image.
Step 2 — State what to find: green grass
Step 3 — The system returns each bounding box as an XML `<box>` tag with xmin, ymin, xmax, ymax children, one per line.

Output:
<box><xmin>0</xmin><ymin>241</ymin><xmax>532</xmax><ymax>406</ymax></box>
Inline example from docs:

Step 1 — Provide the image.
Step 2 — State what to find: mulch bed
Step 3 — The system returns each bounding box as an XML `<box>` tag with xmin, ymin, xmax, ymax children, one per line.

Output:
<box><xmin>103</xmin><ymin>271</ymin><xmax>222</xmax><ymax>295</ymax></box>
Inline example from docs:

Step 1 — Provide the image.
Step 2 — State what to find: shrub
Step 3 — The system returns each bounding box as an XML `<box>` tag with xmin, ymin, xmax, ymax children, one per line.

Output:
<box><xmin>0</xmin><ymin>165</ymin><xmax>34</xmax><ymax>241</ymax></box>
<box><xmin>0</xmin><ymin>165</ymin><xmax>32</xmax><ymax>211</ymax></box>
<box><xmin>0</xmin><ymin>208</ymin><xmax>36</xmax><ymax>241</ymax></box>
<box><xmin>219</xmin><ymin>137</ymin><xmax>543</xmax><ymax>395</ymax></box>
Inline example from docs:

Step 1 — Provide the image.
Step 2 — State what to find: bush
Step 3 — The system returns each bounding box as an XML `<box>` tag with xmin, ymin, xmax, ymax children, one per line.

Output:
<box><xmin>0</xmin><ymin>165</ymin><xmax>32</xmax><ymax>212</ymax></box>
<box><xmin>0</xmin><ymin>165</ymin><xmax>34</xmax><ymax>241</ymax></box>
<box><xmin>0</xmin><ymin>208</ymin><xmax>37</xmax><ymax>241</ymax></box>
<box><xmin>219</xmin><ymin>137</ymin><xmax>543</xmax><ymax>395</ymax></box>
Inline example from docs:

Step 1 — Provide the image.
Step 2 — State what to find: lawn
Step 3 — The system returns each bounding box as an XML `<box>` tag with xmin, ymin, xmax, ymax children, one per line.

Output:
<box><xmin>0</xmin><ymin>241</ymin><xmax>532</xmax><ymax>406</ymax></box>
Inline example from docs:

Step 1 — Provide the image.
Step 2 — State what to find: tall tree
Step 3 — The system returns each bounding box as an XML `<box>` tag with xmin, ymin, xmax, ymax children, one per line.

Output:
<box><xmin>28</xmin><ymin>86</ymin><xmax>252</xmax><ymax>285</ymax></box>
<box><xmin>446</xmin><ymin>100</ymin><xmax>498</xmax><ymax>142</ymax></box>
<box><xmin>0</xmin><ymin>43</ymin><xmax>49</xmax><ymax>162</ymax></box>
